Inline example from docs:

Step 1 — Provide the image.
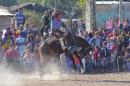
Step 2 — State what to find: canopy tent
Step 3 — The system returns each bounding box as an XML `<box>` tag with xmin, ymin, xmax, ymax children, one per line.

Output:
<box><xmin>0</xmin><ymin>6</ymin><xmax>13</xmax><ymax>31</ymax></box>
<box><xmin>0</xmin><ymin>6</ymin><xmax>13</xmax><ymax>17</ymax></box>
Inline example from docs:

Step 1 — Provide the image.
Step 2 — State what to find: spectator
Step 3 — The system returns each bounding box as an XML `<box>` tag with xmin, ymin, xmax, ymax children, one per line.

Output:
<box><xmin>5</xmin><ymin>45</ymin><xmax>19</xmax><ymax>63</ymax></box>
<box><xmin>41</xmin><ymin>11</ymin><xmax>50</xmax><ymax>37</ymax></box>
<box><xmin>123</xmin><ymin>18</ymin><xmax>130</xmax><ymax>33</ymax></box>
<box><xmin>14</xmin><ymin>9</ymin><xmax>25</xmax><ymax>28</ymax></box>
<box><xmin>27</xmin><ymin>34</ymin><xmax>36</xmax><ymax>53</ymax></box>
<box><xmin>106</xmin><ymin>17</ymin><xmax>113</xmax><ymax>30</ymax></box>
<box><xmin>93</xmin><ymin>46</ymin><xmax>100</xmax><ymax>66</ymax></box>
<box><xmin>85</xmin><ymin>31</ymin><xmax>90</xmax><ymax>42</ymax></box>
<box><xmin>72</xmin><ymin>52</ymin><xmax>81</xmax><ymax>73</ymax></box>
<box><xmin>124</xmin><ymin>46</ymin><xmax>130</xmax><ymax>71</ymax></box>
<box><xmin>2</xmin><ymin>28</ymin><xmax>14</xmax><ymax>50</ymax></box>
<box><xmin>89</xmin><ymin>31</ymin><xmax>101</xmax><ymax>48</ymax></box>
<box><xmin>16</xmin><ymin>33</ymin><xmax>27</xmax><ymax>58</ymax></box>
<box><xmin>20</xmin><ymin>23</ymin><xmax>30</xmax><ymax>38</ymax></box>
<box><xmin>28</xmin><ymin>24</ymin><xmax>38</xmax><ymax>39</ymax></box>
<box><xmin>23</xmin><ymin>47</ymin><xmax>34</xmax><ymax>71</ymax></box>
<box><xmin>72</xmin><ymin>21</ymin><xmax>78</xmax><ymax>35</ymax></box>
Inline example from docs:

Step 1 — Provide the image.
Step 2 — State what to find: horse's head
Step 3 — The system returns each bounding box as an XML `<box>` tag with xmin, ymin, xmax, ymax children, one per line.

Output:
<box><xmin>63</xmin><ymin>32</ymin><xmax>93</xmax><ymax>55</ymax></box>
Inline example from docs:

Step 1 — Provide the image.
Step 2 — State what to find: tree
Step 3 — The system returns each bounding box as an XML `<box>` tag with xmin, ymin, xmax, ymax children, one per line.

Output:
<box><xmin>42</xmin><ymin>0</ymin><xmax>77</xmax><ymax>11</ymax></box>
<box><xmin>24</xmin><ymin>10</ymin><xmax>42</xmax><ymax>29</ymax></box>
<box><xmin>18</xmin><ymin>0</ymin><xmax>43</xmax><ymax>4</ymax></box>
<box><xmin>79</xmin><ymin>0</ymin><xmax>97</xmax><ymax>31</ymax></box>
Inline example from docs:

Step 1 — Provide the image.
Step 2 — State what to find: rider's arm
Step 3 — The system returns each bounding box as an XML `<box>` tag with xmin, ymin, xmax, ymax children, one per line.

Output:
<box><xmin>51</xmin><ymin>8</ymin><xmax>57</xmax><ymax>16</ymax></box>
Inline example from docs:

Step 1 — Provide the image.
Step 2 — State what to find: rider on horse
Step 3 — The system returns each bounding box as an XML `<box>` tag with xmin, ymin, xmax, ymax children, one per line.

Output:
<box><xmin>41</xmin><ymin>8</ymin><xmax>66</xmax><ymax>39</ymax></box>
<box><xmin>51</xmin><ymin>9</ymin><xmax>65</xmax><ymax>38</ymax></box>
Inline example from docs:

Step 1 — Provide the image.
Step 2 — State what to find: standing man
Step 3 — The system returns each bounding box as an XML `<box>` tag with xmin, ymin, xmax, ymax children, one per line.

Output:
<box><xmin>41</xmin><ymin>11</ymin><xmax>50</xmax><ymax>37</ymax></box>
<box><xmin>14</xmin><ymin>9</ymin><xmax>25</xmax><ymax>29</ymax></box>
<box><xmin>16</xmin><ymin>33</ymin><xmax>27</xmax><ymax>62</ymax></box>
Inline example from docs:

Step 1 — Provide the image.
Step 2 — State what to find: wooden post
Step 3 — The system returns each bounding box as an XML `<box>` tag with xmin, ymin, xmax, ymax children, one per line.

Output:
<box><xmin>86</xmin><ymin>0</ymin><xmax>97</xmax><ymax>32</ymax></box>
<box><xmin>119</xmin><ymin>0</ymin><xmax>123</xmax><ymax>33</ymax></box>
<box><xmin>91</xmin><ymin>0</ymin><xmax>97</xmax><ymax>31</ymax></box>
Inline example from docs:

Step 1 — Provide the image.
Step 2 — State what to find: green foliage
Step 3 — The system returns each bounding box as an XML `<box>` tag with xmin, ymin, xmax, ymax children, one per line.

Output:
<box><xmin>42</xmin><ymin>0</ymin><xmax>77</xmax><ymax>11</ymax></box>
<box><xmin>17</xmin><ymin>0</ymin><xmax>43</xmax><ymax>29</ymax></box>
<box><xmin>0</xmin><ymin>0</ymin><xmax>88</xmax><ymax>27</ymax></box>
<box><xmin>42</xmin><ymin>0</ymin><xmax>55</xmax><ymax>7</ymax></box>
<box><xmin>78</xmin><ymin>0</ymin><xmax>86</xmax><ymax>8</ymax></box>
<box><xmin>24</xmin><ymin>10</ymin><xmax>42</xmax><ymax>29</ymax></box>
<box><xmin>18</xmin><ymin>0</ymin><xmax>43</xmax><ymax>4</ymax></box>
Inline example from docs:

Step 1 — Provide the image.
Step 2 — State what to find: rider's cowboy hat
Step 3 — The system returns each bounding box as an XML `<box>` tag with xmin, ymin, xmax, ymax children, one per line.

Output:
<box><xmin>54</xmin><ymin>10</ymin><xmax>62</xmax><ymax>17</ymax></box>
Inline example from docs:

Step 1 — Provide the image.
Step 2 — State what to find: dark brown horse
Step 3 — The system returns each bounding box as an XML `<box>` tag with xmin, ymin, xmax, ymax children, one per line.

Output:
<box><xmin>38</xmin><ymin>32</ymin><xmax>92</xmax><ymax>78</ymax></box>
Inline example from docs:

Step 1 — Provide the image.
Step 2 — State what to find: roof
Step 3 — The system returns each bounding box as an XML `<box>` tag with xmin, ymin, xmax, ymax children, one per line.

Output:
<box><xmin>96</xmin><ymin>1</ymin><xmax>130</xmax><ymax>4</ymax></box>
<box><xmin>9</xmin><ymin>3</ymin><xmax>32</xmax><ymax>11</ymax></box>
<box><xmin>0</xmin><ymin>6</ymin><xmax>13</xmax><ymax>16</ymax></box>
<box><xmin>9</xmin><ymin>3</ymin><xmax>48</xmax><ymax>13</ymax></box>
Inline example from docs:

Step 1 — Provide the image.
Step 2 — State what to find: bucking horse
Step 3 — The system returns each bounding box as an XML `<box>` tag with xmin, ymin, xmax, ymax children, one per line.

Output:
<box><xmin>38</xmin><ymin>32</ymin><xmax>92</xmax><ymax>79</ymax></box>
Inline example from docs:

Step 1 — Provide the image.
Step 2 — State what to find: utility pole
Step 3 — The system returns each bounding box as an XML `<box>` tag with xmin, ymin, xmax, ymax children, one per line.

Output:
<box><xmin>86</xmin><ymin>0</ymin><xmax>97</xmax><ymax>32</ymax></box>
<box><xmin>91</xmin><ymin>0</ymin><xmax>97</xmax><ymax>31</ymax></box>
<box><xmin>69</xmin><ymin>0</ymin><xmax>73</xmax><ymax>32</ymax></box>
<box><xmin>55</xmin><ymin>0</ymin><xmax>57</xmax><ymax>9</ymax></box>
<box><xmin>119</xmin><ymin>0</ymin><xmax>123</xmax><ymax>32</ymax></box>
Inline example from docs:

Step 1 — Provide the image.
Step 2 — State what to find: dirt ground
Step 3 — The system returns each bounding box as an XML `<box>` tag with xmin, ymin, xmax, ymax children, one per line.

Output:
<box><xmin>21</xmin><ymin>73</ymin><xmax>130</xmax><ymax>86</ymax></box>
<box><xmin>0</xmin><ymin>64</ymin><xmax>129</xmax><ymax>86</ymax></box>
<box><xmin>0</xmin><ymin>64</ymin><xmax>130</xmax><ymax>86</ymax></box>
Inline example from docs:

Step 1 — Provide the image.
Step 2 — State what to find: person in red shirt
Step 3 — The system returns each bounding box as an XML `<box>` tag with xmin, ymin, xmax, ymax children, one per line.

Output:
<box><xmin>5</xmin><ymin>45</ymin><xmax>19</xmax><ymax>63</ymax></box>
<box><xmin>93</xmin><ymin>46</ymin><xmax>100</xmax><ymax>66</ymax></box>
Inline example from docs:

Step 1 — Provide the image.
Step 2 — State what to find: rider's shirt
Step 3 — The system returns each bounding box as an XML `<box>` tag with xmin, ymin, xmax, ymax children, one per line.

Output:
<box><xmin>51</xmin><ymin>16</ymin><xmax>63</xmax><ymax>31</ymax></box>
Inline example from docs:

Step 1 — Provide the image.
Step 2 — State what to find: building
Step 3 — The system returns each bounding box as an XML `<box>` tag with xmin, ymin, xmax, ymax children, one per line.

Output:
<box><xmin>96</xmin><ymin>1</ymin><xmax>130</xmax><ymax>28</ymax></box>
<box><xmin>86</xmin><ymin>1</ymin><xmax>130</xmax><ymax>30</ymax></box>
<box><xmin>0</xmin><ymin>6</ymin><xmax>13</xmax><ymax>31</ymax></box>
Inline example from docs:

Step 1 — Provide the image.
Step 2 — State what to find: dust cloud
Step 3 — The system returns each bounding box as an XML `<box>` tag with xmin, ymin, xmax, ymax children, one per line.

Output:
<box><xmin>0</xmin><ymin>56</ymin><xmax>70</xmax><ymax>86</ymax></box>
<box><xmin>0</xmin><ymin>62</ymin><xmax>24</xmax><ymax>86</ymax></box>
<box><xmin>28</xmin><ymin>59</ymin><xmax>69</xmax><ymax>81</ymax></box>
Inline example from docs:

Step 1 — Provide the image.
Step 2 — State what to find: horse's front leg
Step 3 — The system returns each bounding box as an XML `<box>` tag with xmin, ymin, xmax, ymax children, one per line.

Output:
<box><xmin>39</xmin><ymin>56</ymin><xmax>50</xmax><ymax>80</ymax></box>
<box><xmin>81</xmin><ymin>57</ymin><xmax>86</xmax><ymax>74</ymax></box>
